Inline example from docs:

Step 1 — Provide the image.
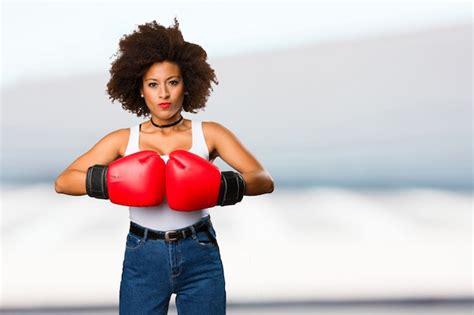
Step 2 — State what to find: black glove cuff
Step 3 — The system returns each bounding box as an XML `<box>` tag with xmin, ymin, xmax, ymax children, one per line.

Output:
<box><xmin>86</xmin><ymin>165</ymin><xmax>109</xmax><ymax>199</ymax></box>
<box><xmin>217</xmin><ymin>171</ymin><xmax>246</xmax><ymax>206</ymax></box>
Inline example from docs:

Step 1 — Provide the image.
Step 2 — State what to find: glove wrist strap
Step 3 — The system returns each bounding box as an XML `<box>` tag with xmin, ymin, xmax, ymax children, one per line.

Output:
<box><xmin>86</xmin><ymin>165</ymin><xmax>109</xmax><ymax>199</ymax></box>
<box><xmin>218</xmin><ymin>171</ymin><xmax>246</xmax><ymax>206</ymax></box>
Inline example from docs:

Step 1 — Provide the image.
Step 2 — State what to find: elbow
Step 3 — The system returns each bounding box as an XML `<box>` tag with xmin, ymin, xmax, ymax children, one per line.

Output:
<box><xmin>265</xmin><ymin>174</ymin><xmax>275</xmax><ymax>194</ymax></box>
<box><xmin>241</xmin><ymin>170</ymin><xmax>274</xmax><ymax>195</ymax></box>
<box><xmin>54</xmin><ymin>177</ymin><xmax>63</xmax><ymax>194</ymax></box>
<box><xmin>267</xmin><ymin>180</ymin><xmax>274</xmax><ymax>194</ymax></box>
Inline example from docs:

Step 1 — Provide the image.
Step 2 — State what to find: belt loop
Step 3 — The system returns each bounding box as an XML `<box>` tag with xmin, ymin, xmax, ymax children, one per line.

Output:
<box><xmin>143</xmin><ymin>228</ymin><xmax>148</xmax><ymax>241</ymax></box>
<box><xmin>190</xmin><ymin>225</ymin><xmax>197</xmax><ymax>240</ymax></box>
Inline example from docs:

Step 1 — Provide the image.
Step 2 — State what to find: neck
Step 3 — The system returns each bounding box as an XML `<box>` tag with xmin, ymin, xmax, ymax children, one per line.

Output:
<box><xmin>149</xmin><ymin>113</ymin><xmax>184</xmax><ymax>133</ymax></box>
<box><xmin>151</xmin><ymin>113</ymin><xmax>182</xmax><ymax>126</ymax></box>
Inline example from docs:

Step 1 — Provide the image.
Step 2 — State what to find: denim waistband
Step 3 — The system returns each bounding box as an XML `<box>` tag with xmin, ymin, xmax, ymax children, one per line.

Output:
<box><xmin>130</xmin><ymin>214</ymin><xmax>211</xmax><ymax>234</ymax></box>
<box><xmin>129</xmin><ymin>215</ymin><xmax>212</xmax><ymax>242</ymax></box>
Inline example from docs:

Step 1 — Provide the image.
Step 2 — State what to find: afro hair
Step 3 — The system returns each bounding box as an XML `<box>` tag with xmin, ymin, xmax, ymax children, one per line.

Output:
<box><xmin>106</xmin><ymin>17</ymin><xmax>219</xmax><ymax>117</ymax></box>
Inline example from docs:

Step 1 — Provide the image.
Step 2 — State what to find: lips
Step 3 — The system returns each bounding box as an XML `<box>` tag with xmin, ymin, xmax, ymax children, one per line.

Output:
<box><xmin>159</xmin><ymin>102</ymin><xmax>171</xmax><ymax>109</ymax></box>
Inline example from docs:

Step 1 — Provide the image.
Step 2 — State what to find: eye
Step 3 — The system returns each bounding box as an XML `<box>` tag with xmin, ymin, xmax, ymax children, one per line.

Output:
<box><xmin>169</xmin><ymin>80</ymin><xmax>179</xmax><ymax>86</ymax></box>
<box><xmin>148</xmin><ymin>82</ymin><xmax>157</xmax><ymax>88</ymax></box>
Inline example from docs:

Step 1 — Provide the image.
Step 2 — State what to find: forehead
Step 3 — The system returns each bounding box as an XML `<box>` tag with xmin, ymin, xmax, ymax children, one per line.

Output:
<box><xmin>144</xmin><ymin>61</ymin><xmax>181</xmax><ymax>78</ymax></box>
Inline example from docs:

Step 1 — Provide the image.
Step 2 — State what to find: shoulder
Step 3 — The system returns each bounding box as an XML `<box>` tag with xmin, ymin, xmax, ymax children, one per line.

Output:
<box><xmin>108</xmin><ymin>127</ymin><xmax>132</xmax><ymax>157</ymax></box>
<box><xmin>201</xmin><ymin>121</ymin><xmax>233</xmax><ymax>159</ymax></box>
<box><xmin>94</xmin><ymin>127</ymin><xmax>129</xmax><ymax>146</ymax></box>
<box><xmin>202</xmin><ymin>120</ymin><xmax>230</xmax><ymax>135</ymax></box>
<box><xmin>107</xmin><ymin>127</ymin><xmax>130</xmax><ymax>141</ymax></box>
<box><xmin>202</xmin><ymin>120</ymin><xmax>242</xmax><ymax>149</ymax></box>
<box><xmin>202</xmin><ymin>120</ymin><xmax>232</xmax><ymax>143</ymax></box>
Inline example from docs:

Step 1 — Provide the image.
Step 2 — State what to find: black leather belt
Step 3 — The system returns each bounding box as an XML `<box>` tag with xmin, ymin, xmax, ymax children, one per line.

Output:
<box><xmin>129</xmin><ymin>217</ymin><xmax>211</xmax><ymax>242</ymax></box>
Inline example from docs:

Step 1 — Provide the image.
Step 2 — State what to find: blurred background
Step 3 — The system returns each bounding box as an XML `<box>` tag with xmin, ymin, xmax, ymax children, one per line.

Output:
<box><xmin>1</xmin><ymin>0</ymin><xmax>472</xmax><ymax>314</ymax></box>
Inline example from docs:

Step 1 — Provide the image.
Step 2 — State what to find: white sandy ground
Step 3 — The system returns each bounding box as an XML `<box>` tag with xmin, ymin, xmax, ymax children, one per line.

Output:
<box><xmin>0</xmin><ymin>184</ymin><xmax>472</xmax><ymax>308</ymax></box>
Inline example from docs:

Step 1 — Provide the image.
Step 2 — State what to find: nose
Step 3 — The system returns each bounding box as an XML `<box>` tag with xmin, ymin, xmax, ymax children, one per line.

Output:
<box><xmin>158</xmin><ymin>84</ymin><xmax>170</xmax><ymax>99</ymax></box>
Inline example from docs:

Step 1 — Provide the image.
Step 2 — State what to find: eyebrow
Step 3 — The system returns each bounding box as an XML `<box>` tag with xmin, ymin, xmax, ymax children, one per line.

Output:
<box><xmin>145</xmin><ymin>76</ymin><xmax>180</xmax><ymax>81</ymax></box>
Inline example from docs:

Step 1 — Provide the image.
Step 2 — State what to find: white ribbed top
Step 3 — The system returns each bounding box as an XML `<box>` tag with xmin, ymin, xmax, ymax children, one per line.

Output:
<box><xmin>123</xmin><ymin>119</ymin><xmax>211</xmax><ymax>230</ymax></box>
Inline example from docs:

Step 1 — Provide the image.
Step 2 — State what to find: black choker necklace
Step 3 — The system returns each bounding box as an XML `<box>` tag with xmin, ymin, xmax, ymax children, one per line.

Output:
<box><xmin>150</xmin><ymin>115</ymin><xmax>183</xmax><ymax>128</ymax></box>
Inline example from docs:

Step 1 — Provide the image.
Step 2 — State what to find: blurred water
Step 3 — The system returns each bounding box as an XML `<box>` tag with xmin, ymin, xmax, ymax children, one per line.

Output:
<box><xmin>1</xmin><ymin>183</ymin><xmax>472</xmax><ymax>311</ymax></box>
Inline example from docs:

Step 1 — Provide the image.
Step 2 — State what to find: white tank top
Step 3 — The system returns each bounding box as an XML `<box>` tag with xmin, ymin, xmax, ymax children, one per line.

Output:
<box><xmin>123</xmin><ymin>118</ymin><xmax>211</xmax><ymax>231</ymax></box>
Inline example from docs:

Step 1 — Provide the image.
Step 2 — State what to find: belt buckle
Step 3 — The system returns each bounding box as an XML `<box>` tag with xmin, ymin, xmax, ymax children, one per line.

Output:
<box><xmin>165</xmin><ymin>230</ymin><xmax>179</xmax><ymax>242</ymax></box>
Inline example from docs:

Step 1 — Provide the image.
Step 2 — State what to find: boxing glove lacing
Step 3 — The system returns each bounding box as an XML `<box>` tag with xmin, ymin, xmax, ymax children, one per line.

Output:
<box><xmin>217</xmin><ymin>171</ymin><xmax>246</xmax><ymax>206</ymax></box>
<box><xmin>86</xmin><ymin>165</ymin><xmax>109</xmax><ymax>199</ymax></box>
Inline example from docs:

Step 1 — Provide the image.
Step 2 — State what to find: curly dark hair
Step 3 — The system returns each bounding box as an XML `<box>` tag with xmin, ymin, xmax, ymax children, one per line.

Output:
<box><xmin>106</xmin><ymin>17</ymin><xmax>219</xmax><ymax>117</ymax></box>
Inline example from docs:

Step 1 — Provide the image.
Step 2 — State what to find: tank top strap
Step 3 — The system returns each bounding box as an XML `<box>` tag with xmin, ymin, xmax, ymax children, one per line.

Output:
<box><xmin>124</xmin><ymin>123</ymin><xmax>140</xmax><ymax>156</ymax></box>
<box><xmin>191</xmin><ymin>119</ymin><xmax>210</xmax><ymax>160</ymax></box>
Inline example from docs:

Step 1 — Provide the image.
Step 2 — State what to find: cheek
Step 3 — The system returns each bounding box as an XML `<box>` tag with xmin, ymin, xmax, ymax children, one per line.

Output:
<box><xmin>175</xmin><ymin>86</ymin><xmax>185</xmax><ymax>97</ymax></box>
<box><xmin>143</xmin><ymin>88</ymin><xmax>155</xmax><ymax>98</ymax></box>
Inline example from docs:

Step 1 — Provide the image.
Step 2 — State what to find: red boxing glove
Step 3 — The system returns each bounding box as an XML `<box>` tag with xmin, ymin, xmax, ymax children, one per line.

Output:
<box><xmin>166</xmin><ymin>150</ymin><xmax>246</xmax><ymax>211</ymax></box>
<box><xmin>86</xmin><ymin>150</ymin><xmax>166</xmax><ymax>207</ymax></box>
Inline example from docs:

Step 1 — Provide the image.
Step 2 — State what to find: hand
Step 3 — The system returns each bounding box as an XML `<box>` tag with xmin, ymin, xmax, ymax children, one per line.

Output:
<box><xmin>166</xmin><ymin>150</ymin><xmax>246</xmax><ymax>211</ymax></box>
<box><xmin>86</xmin><ymin>150</ymin><xmax>166</xmax><ymax>207</ymax></box>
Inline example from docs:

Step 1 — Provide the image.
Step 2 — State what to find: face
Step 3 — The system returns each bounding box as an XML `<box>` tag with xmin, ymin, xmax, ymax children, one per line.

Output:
<box><xmin>141</xmin><ymin>61</ymin><xmax>185</xmax><ymax>122</ymax></box>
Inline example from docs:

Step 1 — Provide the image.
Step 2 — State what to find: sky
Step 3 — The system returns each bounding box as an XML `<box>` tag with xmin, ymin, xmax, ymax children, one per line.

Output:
<box><xmin>1</xmin><ymin>0</ymin><xmax>471</xmax><ymax>89</ymax></box>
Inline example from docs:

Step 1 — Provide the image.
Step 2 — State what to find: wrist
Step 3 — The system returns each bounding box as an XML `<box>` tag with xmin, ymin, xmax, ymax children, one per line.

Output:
<box><xmin>217</xmin><ymin>171</ymin><xmax>246</xmax><ymax>206</ymax></box>
<box><xmin>86</xmin><ymin>165</ymin><xmax>109</xmax><ymax>199</ymax></box>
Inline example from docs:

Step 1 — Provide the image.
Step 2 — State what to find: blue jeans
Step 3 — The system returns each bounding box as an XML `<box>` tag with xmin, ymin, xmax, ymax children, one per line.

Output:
<box><xmin>119</xmin><ymin>215</ymin><xmax>226</xmax><ymax>315</ymax></box>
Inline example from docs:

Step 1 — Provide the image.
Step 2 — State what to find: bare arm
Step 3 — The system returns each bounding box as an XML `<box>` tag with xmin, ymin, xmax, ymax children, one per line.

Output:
<box><xmin>205</xmin><ymin>121</ymin><xmax>274</xmax><ymax>196</ymax></box>
<box><xmin>54</xmin><ymin>129</ymin><xmax>127</xmax><ymax>195</ymax></box>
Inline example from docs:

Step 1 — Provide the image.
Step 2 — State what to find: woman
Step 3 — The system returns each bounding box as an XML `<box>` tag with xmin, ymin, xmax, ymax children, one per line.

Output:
<box><xmin>55</xmin><ymin>18</ymin><xmax>274</xmax><ymax>315</ymax></box>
